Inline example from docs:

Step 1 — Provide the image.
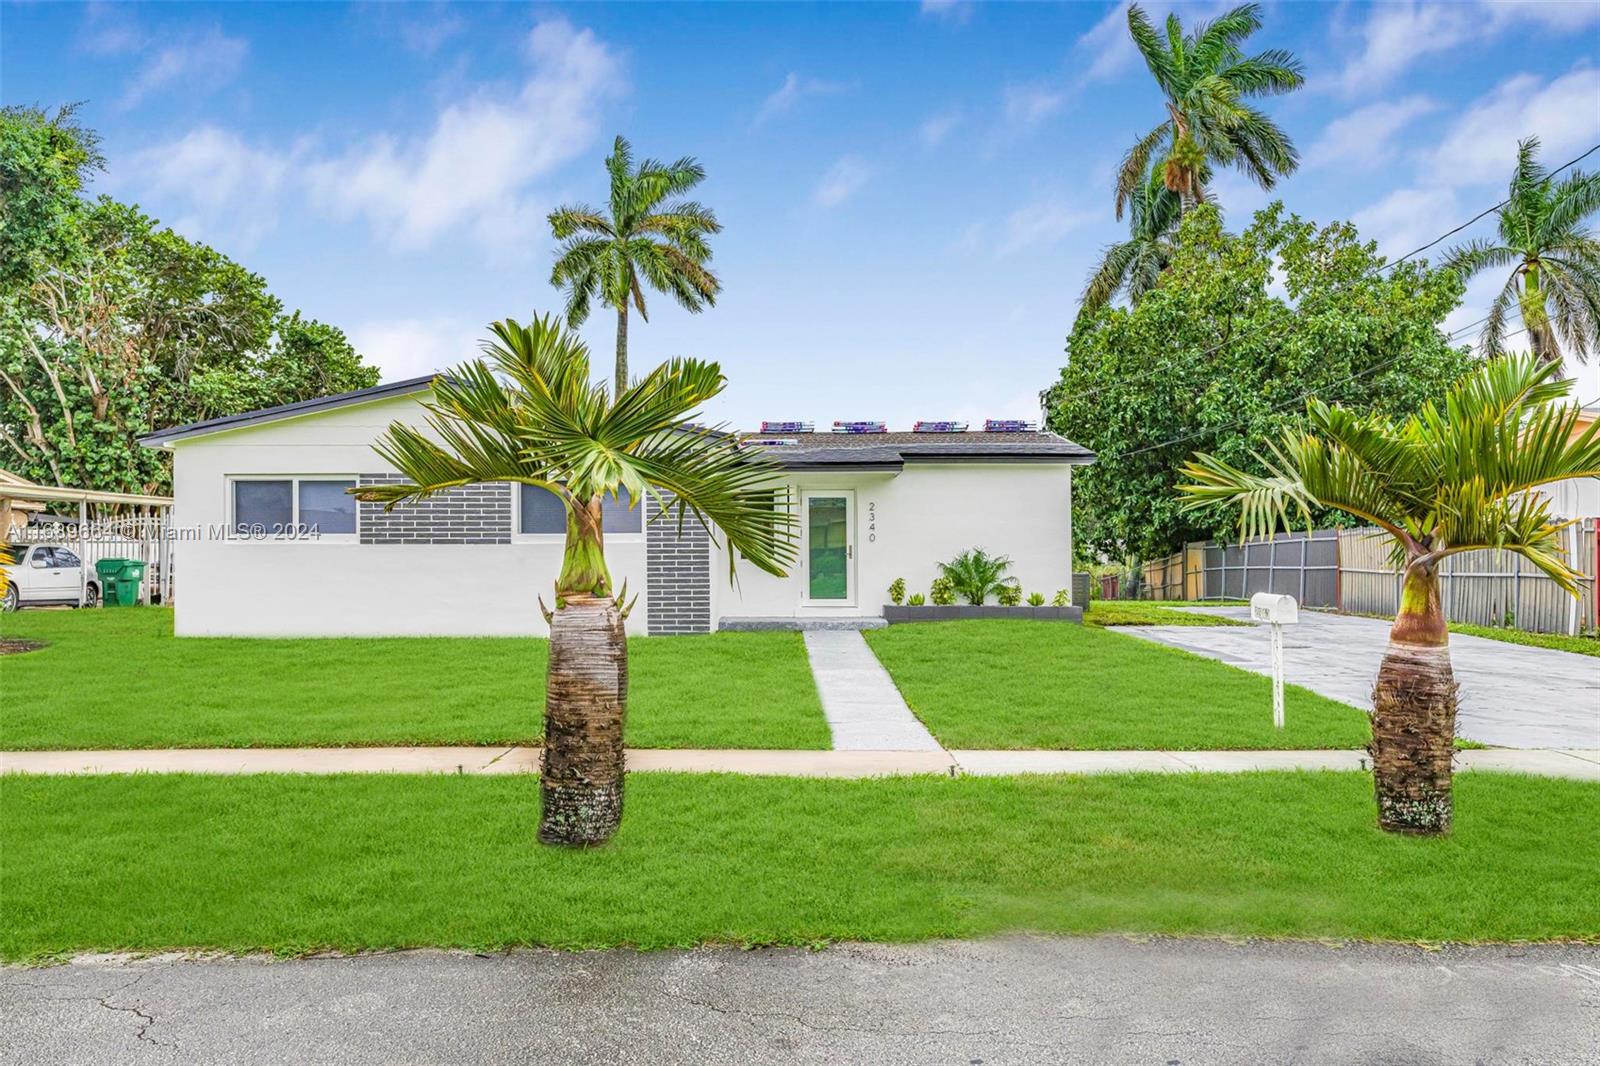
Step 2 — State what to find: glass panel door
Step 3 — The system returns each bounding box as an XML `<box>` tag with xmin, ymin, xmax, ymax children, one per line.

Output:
<box><xmin>804</xmin><ymin>492</ymin><xmax>852</xmax><ymax>603</ymax></box>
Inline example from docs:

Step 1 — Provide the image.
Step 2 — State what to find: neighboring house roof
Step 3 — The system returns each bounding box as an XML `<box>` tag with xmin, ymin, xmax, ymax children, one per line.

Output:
<box><xmin>139</xmin><ymin>375</ymin><xmax>438</xmax><ymax>448</ymax></box>
<box><xmin>738</xmin><ymin>430</ymin><xmax>1094</xmax><ymax>469</ymax></box>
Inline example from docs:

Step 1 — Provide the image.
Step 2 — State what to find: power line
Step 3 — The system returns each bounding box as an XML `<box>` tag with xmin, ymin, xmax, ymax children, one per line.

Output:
<box><xmin>1051</xmin><ymin>141</ymin><xmax>1600</xmax><ymax>411</ymax></box>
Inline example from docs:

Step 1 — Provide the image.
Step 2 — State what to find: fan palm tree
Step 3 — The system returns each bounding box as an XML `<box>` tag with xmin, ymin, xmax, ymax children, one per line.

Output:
<box><xmin>938</xmin><ymin>548</ymin><xmax>1020</xmax><ymax>605</ymax></box>
<box><xmin>1079</xmin><ymin>173</ymin><xmax>1182</xmax><ymax>324</ymax></box>
<box><xmin>354</xmin><ymin>315</ymin><xmax>795</xmax><ymax>846</ymax></box>
<box><xmin>548</xmin><ymin>136</ymin><xmax>722</xmax><ymax>398</ymax></box>
<box><xmin>1179</xmin><ymin>354</ymin><xmax>1600</xmax><ymax>835</ymax></box>
<box><xmin>1115</xmin><ymin>2</ymin><xmax>1304</xmax><ymax>219</ymax></box>
<box><xmin>1443</xmin><ymin>137</ymin><xmax>1600</xmax><ymax>371</ymax></box>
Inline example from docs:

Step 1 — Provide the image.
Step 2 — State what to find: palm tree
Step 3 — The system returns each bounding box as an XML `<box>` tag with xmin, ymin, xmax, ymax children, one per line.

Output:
<box><xmin>1443</xmin><ymin>137</ymin><xmax>1600</xmax><ymax>370</ymax></box>
<box><xmin>354</xmin><ymin>315</ymin><xmax>795</xmax><ymax>846</ymax></box>
<box><xmin>1079</xmin><ymin>173</ymin><xmax>1182</xmax><ymax>324</ymax></box>
<box><xmin>548</xmin><ymin>136</ymin><xmax>722</xmax><ymax>398</ymax></box>
<box><xmin>1179</xmin><ymin>354</ymin><xmax>1600</xmax><ymax>835</ymax></box>
<box><xmin>938</xmin><ymin>548</ymin><xmax>1020</xmax><ymax>605</ymax></box>
<box><xmin>1116</xmin><ymin>2</ymin><xmax>1303</xmax><ymax>218</ymax></box>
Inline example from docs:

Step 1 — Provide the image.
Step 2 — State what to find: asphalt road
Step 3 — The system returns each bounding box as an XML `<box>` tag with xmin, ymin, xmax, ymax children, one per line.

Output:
<box><xmin>1122</xmin><ymin>607</ymin><xmax>1600</xmax><ymax>749</ymax></box>
<box><xmin>5</xmin><ymin>937</ymin><xmax>1598</xmax><ymax>1065</ymax></box>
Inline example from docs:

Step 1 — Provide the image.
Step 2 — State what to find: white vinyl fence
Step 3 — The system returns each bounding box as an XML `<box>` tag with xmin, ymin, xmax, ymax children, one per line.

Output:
<box><xmin>12</xmin><ymin>513</ymin><xmax>176</xmax><ymax>606</ymax></box>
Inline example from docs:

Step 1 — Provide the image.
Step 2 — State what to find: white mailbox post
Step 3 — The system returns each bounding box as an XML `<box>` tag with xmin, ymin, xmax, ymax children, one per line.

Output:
<box><xmin>1250</xmin><ymin>593</ymin><xmax>1300</xmax><ymax>729</ymax></box>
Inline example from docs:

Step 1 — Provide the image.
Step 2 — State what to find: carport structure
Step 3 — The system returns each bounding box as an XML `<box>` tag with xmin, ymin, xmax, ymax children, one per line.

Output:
<box><xmin>0</xmin><ymin>476</ymin><xmax>174</xmax><ymax>607</ymax></box>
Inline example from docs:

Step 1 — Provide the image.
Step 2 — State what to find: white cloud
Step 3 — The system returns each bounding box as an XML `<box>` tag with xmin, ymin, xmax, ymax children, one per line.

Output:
<box><xmin>305</xmin><ymin>19</ymin><xmax>624</xmax><ymax>251</ymax></box>
<box><xmin>813</xmin><ymin>157</ymin><xmax>873</xmax><ymax>208</ymax></box>
<box><xmin>919</xmin><ymin>109</ymin><xmax>961</xmax><ymax>147</ymax></box>
<box><xmin>124</xmin><ymin>126</ymin><xmax>296</xmax><ymax>246</ymax></box>
<box><xmin>1351</xmin><ymin>186</ymin><xmax>1464</xmax><ymax>261</ymax></box>
<box><xmin>920</xmin><ymin>1</ymin><xmax>974</xmax><ymax>24</ymax></box>
<box><xmin>1304</xmin><ymin>95</ymin><xmax>1440</xmax><ymax>170</ymax></box>
<box><xmin>754</xmin><ymin>72</ymin><xmax>846</xmax><ymax>126</ymax></box>
<box><xmin>1429</xmin><ymin>67</ymin><xmax>1600</xmax><ymax>187</ymax></box>
<box><xmin>1332</xmin><ymin>1</ymin><xmax>1600</xmax><ymax>94</ymax></box>
<box><xmin>118</xmin><ymin>24</ymin><xmax>249</xmax><ymax>110</ymax></box>
<box><xmin>347</xmin><ymin>318</ymin><xmax>482</xmax><ymax>382</ymax></box>
<box><xmin>1002</xmin><ymin>83</ymin><xmax>1064</xmax><ymax>130</ymax></box>
<box><xmin>998</xmin><ymin>195</ymin><xmax>1096</xmax><ymax>256</ymax></box>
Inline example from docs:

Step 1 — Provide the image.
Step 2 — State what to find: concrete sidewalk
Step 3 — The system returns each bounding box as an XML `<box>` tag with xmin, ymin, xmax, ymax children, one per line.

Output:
<box><xmin>4</xmin><ymin>746</ymin><xmax>1598</xmax><ymax>779</ymax></box>
<box><xmin>802</xmin><ymin>629</ymin><xmax>944</xmax><ymax>751</ymax></box>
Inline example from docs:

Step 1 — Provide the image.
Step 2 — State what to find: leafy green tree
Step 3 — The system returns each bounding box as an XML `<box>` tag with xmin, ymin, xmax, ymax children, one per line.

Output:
<box><xmin>1180</xmin><ymin>354</ymin><xmax>1600</xmax><ymax>834</ymax></box>
<box><xmin>1080</xmin><ymin>172</ymin><xmax>1182</xmax><ymax>324</ymax></box>
<box><xmin>356</xmin><ymin>316</ymin><xmax>795</xmax><ymax>846</ymax></box>
<box><xmin>1444</xmin><ymin>137</ymin><xmax>1600</xmax><ymax>370</ymax></box>
<box><xmin>1046</xmin><ymin>204</ymin><xmax>1475</xmax><ymax>563</ymax></box>
<box><xmin>1116</xmin><ymin>3</ymin><xmax>1303</xmax><ymax>216</ymax></box>
<box><xmin>548</xmin><ymin>136</ymin><xmax>722</xmax><ymax>397</ymax></box>
<box><xmin>0</xmin><ymin>107</ymin><xmax>377</xmax><ymax>497</ymax></box>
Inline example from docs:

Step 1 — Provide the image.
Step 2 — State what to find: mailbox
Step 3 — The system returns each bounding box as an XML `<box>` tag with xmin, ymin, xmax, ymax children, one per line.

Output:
<box><xmin>1250</xmin><ymin>592</ymin><xmax>1299</xmax><ymax>626</ymax></box>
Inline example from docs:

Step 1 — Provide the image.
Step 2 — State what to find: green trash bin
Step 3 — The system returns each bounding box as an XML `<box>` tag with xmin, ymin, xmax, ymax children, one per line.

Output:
<box><xmin>95</xmin><ymin>558</ymin><xmax>148</xmax><ymax>607</ymax></box>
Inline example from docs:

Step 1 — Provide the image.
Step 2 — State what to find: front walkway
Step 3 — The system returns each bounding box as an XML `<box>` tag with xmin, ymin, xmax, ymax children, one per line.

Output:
<box><xmin>5</xmin><ymin>746</ymin><xmax>1598</xmax><ymax>779</ymax></box>
<box><xmin>1121</xmin><ymin>607</ymin><xmax>1600</xmax><ymax>749</ymax></box>
<box><xmin>801</xmin><ymin>629</ymin><xmax>945</xmax><ymax>751</ymax></box>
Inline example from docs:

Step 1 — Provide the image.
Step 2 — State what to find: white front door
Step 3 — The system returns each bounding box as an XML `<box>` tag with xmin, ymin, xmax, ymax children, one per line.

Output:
<box><xmin>801</xmin><ymin>490</ymin><xmax>855</xmax><ymax>607</ymax></box>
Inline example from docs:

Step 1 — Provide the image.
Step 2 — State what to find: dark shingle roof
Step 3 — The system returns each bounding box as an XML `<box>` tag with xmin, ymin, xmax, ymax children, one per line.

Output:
<box><xmin>739</xmin><ymin>430</ymin><xmax>1093</xmax><ymax>468</ymax></box>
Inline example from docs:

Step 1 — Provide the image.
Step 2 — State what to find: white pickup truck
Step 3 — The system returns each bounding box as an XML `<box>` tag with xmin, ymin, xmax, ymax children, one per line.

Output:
<box><xmin>2</xmin><ymin>544</ymin><xmax>102</xmax><ymax>611</ymax></box>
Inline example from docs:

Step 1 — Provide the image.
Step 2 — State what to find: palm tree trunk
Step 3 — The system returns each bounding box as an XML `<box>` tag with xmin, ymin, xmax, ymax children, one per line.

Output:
<box><xmin>1370</xmin><ymin>562</ymin><xmax>1458</xmax><ymax>835</ymax></box>
<box><xmin>539</xmin><ymin>593</ymin><xmax>628</xmax><ymax>846</ymax></box>
<box><xmin>539</xmin><ymin>493</ymin><xmax>625</xmax><ymax>846</ymax></box>
<box><xmin>614</xmin><ymin>304</ymin><xmax>629</xmax><ymax>399</ymax></box>
<box><xmin>1520</xmin><ymin>263</ymin><xmax>1561</xmax><ymax>366</ymax></box>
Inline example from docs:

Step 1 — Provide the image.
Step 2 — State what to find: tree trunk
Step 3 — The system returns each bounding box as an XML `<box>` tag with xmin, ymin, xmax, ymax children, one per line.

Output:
<box><xmin>539</xmin><ymin>593</ymin><xmax>628</xmax><ymax>846</ymax></box>
<box><xmin>1520</xmin><ymin>261</ymin><xmax>1561</xmax><ymax>366</ymax></box>
<box><xmin>614</xmin><ymin>304</ymin><xmax>629</xmax><ymax>399</ymax></box>
<box><xmin>1370</xmin><ymin>562</ymin><xmax>1458</xmax><ymax>835</ymax></box>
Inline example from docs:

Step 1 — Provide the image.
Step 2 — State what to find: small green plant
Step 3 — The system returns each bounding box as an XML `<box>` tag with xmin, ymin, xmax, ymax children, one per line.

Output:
<box><xmin>930</xmin><ymin>576</ymin><xmax>956</xmax><ymax>606</ymax></box>
<box><xmin>888</xmin><ymin>577</ymin><xmax>906</xmax><ymax>606</ymax></box>
<box><xmin>997</xmin><ymin>584</ymin><xmax>1022</xmax><ymax>607</ymax></box>
<box><xmin>907</xmin><ymin>592</ymin><xmax>926</xmax><ymax>606</ymax></box>
<box><xmin>1051</xmin><ymin>589</ymin><xmax>1070</xmax><ymax>607</ymax></box>
<box><xmin>937</xmin><ymin>548</ymin><xmax>1018</xmax><ymax>605</ymax></box>
<box><xmin>1026</xmin><ymin>592</ymin><xmax>1045</xmax><ymax>607</ymax></box>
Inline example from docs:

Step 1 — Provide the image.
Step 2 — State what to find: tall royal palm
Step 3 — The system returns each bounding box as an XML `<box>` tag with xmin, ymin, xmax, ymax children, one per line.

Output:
<box><xmin>1116</xmin><ymin>2</ymin><xmax>1303</xmax><ymax>218</ymax></box>
<box><xmin>1444</xmin><ymin>137</ymin><xmax>1600</xmax><ymax>370</ymax></box>
<box><xmin>355</xmin><ymin>316</ymin><xmax>795</xmax><ymax>846</ymax></box>
<box><xmin>1180</xmin><ymin>354</ymin><xmax>1600</xmax><ymax>835</ymax></box>
<box><xmin>549</xmin><ymin>136</ymin><xmax>722</xmax><ymax>398</ymax></box>
<box><xmin>1079</xmin><ymin>173</ymin><xmax>1182</xmax><ymax>324</ymax></box>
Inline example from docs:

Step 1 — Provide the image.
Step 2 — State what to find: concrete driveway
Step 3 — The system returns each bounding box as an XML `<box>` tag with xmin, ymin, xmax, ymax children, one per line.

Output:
<box><xmin>5</xmin><ymin>938</ymin><xmax>1598</xmax><ymax>1065</ymax></box>
<box><xmin>1121</xmin><ymin>607</ymin><xmax>1599</xmax><ymax>748</ymax></box>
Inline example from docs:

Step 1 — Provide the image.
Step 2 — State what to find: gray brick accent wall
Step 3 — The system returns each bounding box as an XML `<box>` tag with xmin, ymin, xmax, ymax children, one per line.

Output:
<box><xmin>646</xmin><ymin>491</ymin><xmax>712</xmax><ymax>635</ymax></box>
<box><xmin>357</xmin><ymin>474</ymin><xmax>511</xmax><ymax>545</ymax></box>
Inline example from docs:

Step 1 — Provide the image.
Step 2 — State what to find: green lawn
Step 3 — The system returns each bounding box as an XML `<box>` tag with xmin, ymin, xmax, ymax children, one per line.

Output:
<box><xmin>0</xmin><ymin>608</ymin><xmax>830</xmax><ymax>750</ymax></box>
<box><xmin>3</xmin><ymin>771</ymin><xmax>1594</xmax><ymax>960</ymax></box>
<box><xmin>1447</xmin><ymin>621</ymin><xmax>1600</xmax><ymax>658</ymax></box>
<box><xmin>1084</xmin><ymin>601</ymin><xmax>1247</xmax><ymax>627</ymax></box>
<box><xmin>865</xmin><ymin>620</ymin><xmax>1370</xmax><ymax>749</ymax></box>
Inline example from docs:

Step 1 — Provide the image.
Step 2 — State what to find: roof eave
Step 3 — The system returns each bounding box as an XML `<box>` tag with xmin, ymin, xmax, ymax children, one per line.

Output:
<box><xmin>138</xmin><ymin>375</ymin><xmax>438</xmax><ymax>449</ymax></box>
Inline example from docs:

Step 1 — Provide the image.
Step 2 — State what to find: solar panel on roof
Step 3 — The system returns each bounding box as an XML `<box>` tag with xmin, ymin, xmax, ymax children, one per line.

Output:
<box><xmin>983</xmin><ymin>419</ymin><xmax>1036</xmax><ymax>432</ymax></box>
<box><xmin>913</xmin><ymin>420</ymin><xmax>969</xmax><ymax>433</ymax></box>
<box><xmin>832</xmin><ymin>421</ymin><xmax>886</xmax><ymax>434</ymax></box>
<box><xmin>760</xmin><ymin>421</ymin><xmax>813</xmax><ymax>433</ymax></box>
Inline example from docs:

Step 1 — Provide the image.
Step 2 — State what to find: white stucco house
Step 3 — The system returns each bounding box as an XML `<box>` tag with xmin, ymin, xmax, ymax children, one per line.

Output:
<box><xmin>140</xmin><ymin>377</ymin><xmax>1094</xmax><ymax>637</ymax></box>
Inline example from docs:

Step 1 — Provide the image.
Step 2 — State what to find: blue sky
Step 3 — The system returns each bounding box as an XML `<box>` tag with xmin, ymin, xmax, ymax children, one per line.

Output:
<box><xmin>5</xmin><ymin>1</ymin><xmax>1600</xmax><ymax>427</ymax></box>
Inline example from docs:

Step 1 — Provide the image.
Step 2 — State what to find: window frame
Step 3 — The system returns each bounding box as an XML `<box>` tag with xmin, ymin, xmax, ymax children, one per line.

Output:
<box><xmin>513</xmin><ymin>482</ymin><xmax>645</xmax><ymax>543</ymax></box>
<box><xmin>227</xmin><ymin>475</ymin><xmax>359</xmax><ymax>542</ymax></box>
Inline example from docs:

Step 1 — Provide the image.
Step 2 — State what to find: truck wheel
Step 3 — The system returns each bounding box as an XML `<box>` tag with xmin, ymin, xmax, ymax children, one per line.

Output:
<box><xmin>83</xmin><ymin>584</ymin><xmax>101</xmax><ymax>608</ymax></box>
<box><xmin>1</xmin><ymin>586</ymin><xmax>17</xmax><ymax>613</ymax></box>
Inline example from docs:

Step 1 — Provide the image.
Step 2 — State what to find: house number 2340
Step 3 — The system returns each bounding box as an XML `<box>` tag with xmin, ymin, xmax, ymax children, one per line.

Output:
<box><xmin>867</xmin><ymin>501</ymin><xmax>877</xmax><ymax>543</ymax></box>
